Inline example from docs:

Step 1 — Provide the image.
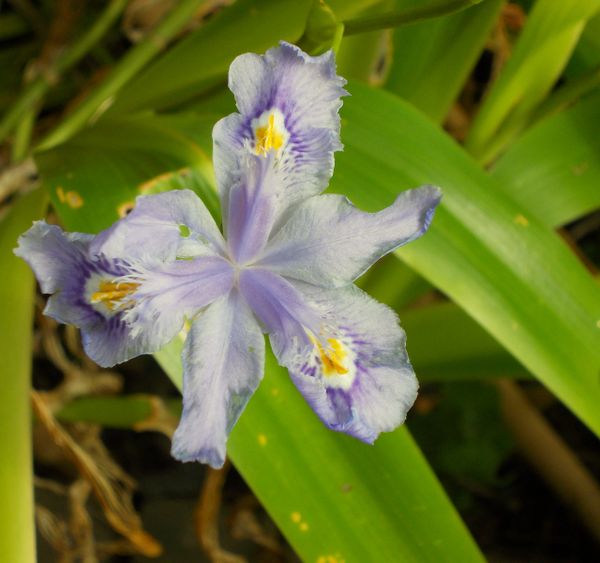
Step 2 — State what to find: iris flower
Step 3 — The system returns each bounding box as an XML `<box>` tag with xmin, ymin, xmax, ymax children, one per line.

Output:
<box><xmin>16</xmin><ymin>42</ymin><xmax>441</xmax><ymax>468</ymax></box>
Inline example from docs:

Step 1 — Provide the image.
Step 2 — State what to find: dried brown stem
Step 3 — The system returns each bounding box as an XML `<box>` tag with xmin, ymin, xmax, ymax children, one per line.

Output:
<box><xmin>497</xmin><ymin>379</ymin><xmax>600</xmax><ymax>542</ymax></box>
<box><xmin>31</xmin><ymin>391</ymin><xmax>162</xmax><ymax>557</ymax></box>
<box><xmin>196</xmin><ymin>461</ymin><xmax>246</xmax><ymax>563</ymax></box>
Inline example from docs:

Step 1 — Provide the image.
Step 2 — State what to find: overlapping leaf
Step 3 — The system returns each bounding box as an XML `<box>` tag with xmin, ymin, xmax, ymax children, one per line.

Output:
<box><xmin>386</xmin><ymin>0</ymin><xmax>503</xmax><ymax>122</ymax></box>
<box><xmin>332</xmin><ymin>82</ymin><xmax>600</xmax><ymax>435</ymax></box>
<box><xmin>492</xmin><ymin>90</ymin><xmax>600</xmax><ymax>227</ymax></box>
<box><xmin>465</xmin><ymin>0</ymin><xmax>600</xmax><ymax>162</ymax></box>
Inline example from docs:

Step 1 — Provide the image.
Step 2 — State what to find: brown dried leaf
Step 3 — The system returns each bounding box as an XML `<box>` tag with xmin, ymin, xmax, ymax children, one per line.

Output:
<box><xmin>32</xmin><ymin>391</ymin><xmax>163</xmax><ymax>558</ymax></box>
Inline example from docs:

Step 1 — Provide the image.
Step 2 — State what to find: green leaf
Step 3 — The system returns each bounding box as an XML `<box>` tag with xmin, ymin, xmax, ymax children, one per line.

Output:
<box><xmin>332</xmin><ymin>82</ymin><xmax>600</xmax><ymax>435</ymax></box>
<box><xmin>335</xmin><ymin>0</ymin><xmax>394</xmax><ymax>83</ymax></box>
<box><xmin>566</xmin><ymin>12</ymin><xmax>600</xmax><ymax>76</ymax></box>
<box><xmin>341</xmin><ymin>0</ymin><xmax>486</xmax><ymax>36</ymax></box>
<box><xmin>465</xmin><ymin>0</ymin><xmax>600</xmax><ymax>162</ymax></box>
<box><xmin>385</xmin><ymin>0</ymin><xmax>503</xmax><ymax>122</ymax></box>
<box><xmin>409</xmin><ymin>381</ymin><xmax>513</xmax><ymax>484</ymax></box>
<box><xmin>402</xmin><ymin>303</ymin><xmax>526</xmax><ymax>381</ymax></box>
<box><xmin>34</xmin><ymin>114</ymin><xmax>218</xmax><ymax>233</ymax></box>
<box><xmin>156</xmin><ymin>342</ymin><xmax>485</xmax><ymax>563</ymax></box>
<box><xmin>491</xmin><ymin>90</ymin><xmax>600</xmax><ymax>228</ymax></box>
<box><xmin>0</xmin><ymin>189</ymin><xmax>47</xmax><ymax>563</ymax></box>
<box><xmin>358</xmin><ymin>254</ymin><xmax>433</xmax><ymax>311</ymax></box>
<box><xmin>56</xmin><ymin>395</ymin><xmax>181</xmax><ymax>427</ymax></box>
<box><xmin>109</xmin><ymin>0</ymin><xmax>313</xmax><ymax>115</ymax></box>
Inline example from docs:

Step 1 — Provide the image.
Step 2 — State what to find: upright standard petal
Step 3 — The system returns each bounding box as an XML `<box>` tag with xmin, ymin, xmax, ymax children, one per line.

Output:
<box><xmin>91</xmin><ymin>189</ymin><xmax>226</xmax><ymax>262</ymax></box>
<box><xmin>213</xmin><ymin>41</ymin><xmax>347</xmax><ymax>224</ymax></box>
<box><xmin>171</xmin><ymin>291</ymin><xmax>265</xmax><ymax>468</ymax></box>
<box><xmin>226</xmin><ymin>153</ymin><xmax>278</xmax><ymax>264</ymax></box>
<box><xmin>258</xmin><ymin>186</ymin><xmax>442</xmax><ymax>287</ymax></box>
<box><xmin>15</xmin><ymin>221</ymin><xmax>151</xmax><ymax>367</ymax></box>
<box><xmin>281</xmin><ymin>283</ymin><xmax>418</xmax><ymax>443</ymax></box>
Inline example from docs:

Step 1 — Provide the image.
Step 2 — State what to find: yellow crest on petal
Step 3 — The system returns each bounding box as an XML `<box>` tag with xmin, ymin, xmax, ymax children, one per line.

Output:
<box><xmin>252</xmin><ymin>109</ymin><xmax>288</xmax><ymax>156</ymax></box>
<box><xmin>90</xmin><ymin>280</ymin><xmax>138</xmax><ymax>311</ymax></box>
<box><xmin>309</xmin><ymin>334</ymin><xmax>349</xmax><ymax>376</ymax></box>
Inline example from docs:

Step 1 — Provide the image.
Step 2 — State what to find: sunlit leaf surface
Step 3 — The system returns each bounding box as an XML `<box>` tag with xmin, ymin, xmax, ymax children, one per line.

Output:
<box><xmin>492</xmin><ymin>91</ymin><xmax>600</xmax><ymax>228</ymax></box>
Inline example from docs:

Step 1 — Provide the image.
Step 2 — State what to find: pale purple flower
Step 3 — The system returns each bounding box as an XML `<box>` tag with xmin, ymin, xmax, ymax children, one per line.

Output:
<box><xmin>16</xmin><ymin>42</ymin><xmax>441</xmax><ymax>468</ymax></box>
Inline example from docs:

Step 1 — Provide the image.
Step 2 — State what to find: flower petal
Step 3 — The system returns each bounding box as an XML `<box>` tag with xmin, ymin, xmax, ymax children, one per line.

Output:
<box><xmin>119</xmin><ymin>256</ymin><xmax>234</xmax><ymax>354</ymax></box>
<box><xmin>213</xmin><ymin>41</ymin><xmax>347</xmax><ymax>224</ymax></box>
<box><xmin>171</xmin><ymin>290</ymin><xmax>265</xmax><ymax>468</ymax></box>
<box><xmin>15</xmin><ymin>221</ymin><xmax>155</xmax><ymax>367</ymax></box>
<box><xmin>226</xmin><ymin>153</ymin><xmax>278</xmax><ymax>264</ymax></box>
<box><xmin>14</xmin><ymin>220</ymin><xmax>93</xmax><ymax>294</ymax></box>
<box><xmin>259</xmin><ymin>186</ymin><xmax>442</xmax><ymax>288</ymax></box>
<box><xmin>238</xmin><ymin>268</ymin><xmax>323</xmax><ymax>364</ymax></box>
<box><xmin>91</xmin><ymin>189</ymin><xmax>226</xmax><ymax>262</ymax></box>
<box><xmin>281</xmin><ymin>283</ymin><xmax>418</xmax><ymax>443</ymax></box>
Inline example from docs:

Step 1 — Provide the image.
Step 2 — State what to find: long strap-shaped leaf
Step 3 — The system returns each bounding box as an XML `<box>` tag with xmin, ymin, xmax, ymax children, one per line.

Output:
<box><xmin>465</xmin><ymin>0</ymin><xmax>600</xmax><ymax>163</ymax></box>
<box><xmin>491</xmin><ymin>90</ymin><xmax>600</xmax><ymax>228</ymax></box>
<box><xmin>156</xmin><ymin>342</ymin><xmax>485</xmax><ymax>562</ymax></box>
<box><xmin>385</xmin><ymin>0</ymin><xmax>503</xmax><ymax>122</ymax></box>
<box><xmin>332</xmin><ymin>82</ymin><xmax>600</xmax><ymax>436</ymax></box>
<box><xmin>0</xmin><ymin>189</ymin><xmax>47</xmax><ymax>563</ymax></box>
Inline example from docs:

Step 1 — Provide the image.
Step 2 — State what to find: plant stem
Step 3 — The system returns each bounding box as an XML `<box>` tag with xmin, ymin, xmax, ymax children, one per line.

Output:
<box><xmin>11</xmin><ymin>109</ymin><xmax>36</xmax><ymax>163</ymax></box>
<box><xmin>342</xmin><ymin>0</ymin><xmax>482</xmax><ymax>35</ymax></box>
<box><xmin>0</xmin><ymin>188</ymin><xmax>47</xmax><ymax>563</ymax></box>
<box><xmin>37</xmin><ymin>0</ymin><xmax>204</xmax><ymax>151</ymax></box>
<box><xmin>0</xmin><ymin>0</ymin><xmax>128</xmax><ymax>145</ymax></box>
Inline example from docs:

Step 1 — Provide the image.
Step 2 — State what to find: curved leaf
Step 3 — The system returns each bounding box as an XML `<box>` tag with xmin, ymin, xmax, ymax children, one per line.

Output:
<box><xmin>0</xmin><ymin>189</ymin><xmax>47</xmax><ymax>563</ymax></box>
<box><xmin>491</xmin><ymin>90</ymin><xmax>600</xmax><ymax>227</ymax></box>
<box><xmin>156</xmin><ymin>342</ymin><xmax>485</xmax><ymax>563</ymax></box>
<box><xmin>465</xmin><ymin>0</ymin><xmax>600</xmax><ymax>162</ymax></box>
<box><xmin>332</xmin><ymin>82</ymin><xmax>600</xmax><ymax>435</ymax></box>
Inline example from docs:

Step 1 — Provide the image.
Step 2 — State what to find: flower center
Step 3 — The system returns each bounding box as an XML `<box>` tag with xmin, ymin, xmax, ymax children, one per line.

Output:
<box><xmin>252</xmin><ymin>109</ymin><xmax>288</xmax><ymax>156</ymax></box>
<box><xmin>310</xmin><ymin>335</ymin><xmax>349</xmax><ymax>376</ymax></box>
<box><xmin>90</xmin><ymin>280</ymin><xmax>139</xmax><ymax>311</ymax></box>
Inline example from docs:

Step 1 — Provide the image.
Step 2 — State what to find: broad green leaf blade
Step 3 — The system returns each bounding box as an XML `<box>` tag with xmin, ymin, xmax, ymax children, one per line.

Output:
<box><xmin>386</xmin><ymin>0</ymin><xmax>502</xmax><ymax>122</ymax></box>
<box><xmin>56</xmin><ymin>395</ymin><xmax>181</xmax><ymax>427</ymax></box>
<box><xmin>333</xmin><ymin>82</ymin><xmax>600</xmax><ymax>435</ymax></box>
<box><xmin>34</xmin><ymin>114</ymin><xmax>218</xmax><ymax>233</ymax></box>
<box><xmin>0</xmin><ymin>189</ymin><xmax>47</xmax><ymax>563</ymax></box>
<box><xmin>491</xmin><ymin>90</ymin><xmax>600</xmax><ymax>228</ymax></box>
<box><xmin>109</xmin><ymin>0</ymin><xmax>313</xmax><ymax>115</ymax></box>
<box><xmin>465</xmin><ymin>0</ymin><xmax>600</xmax><ymax>162</ymax></box>
<box><xmin>156</xmin><ymin>342</ymin><xmax>485</xmax><ymax>563</ymax></box>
